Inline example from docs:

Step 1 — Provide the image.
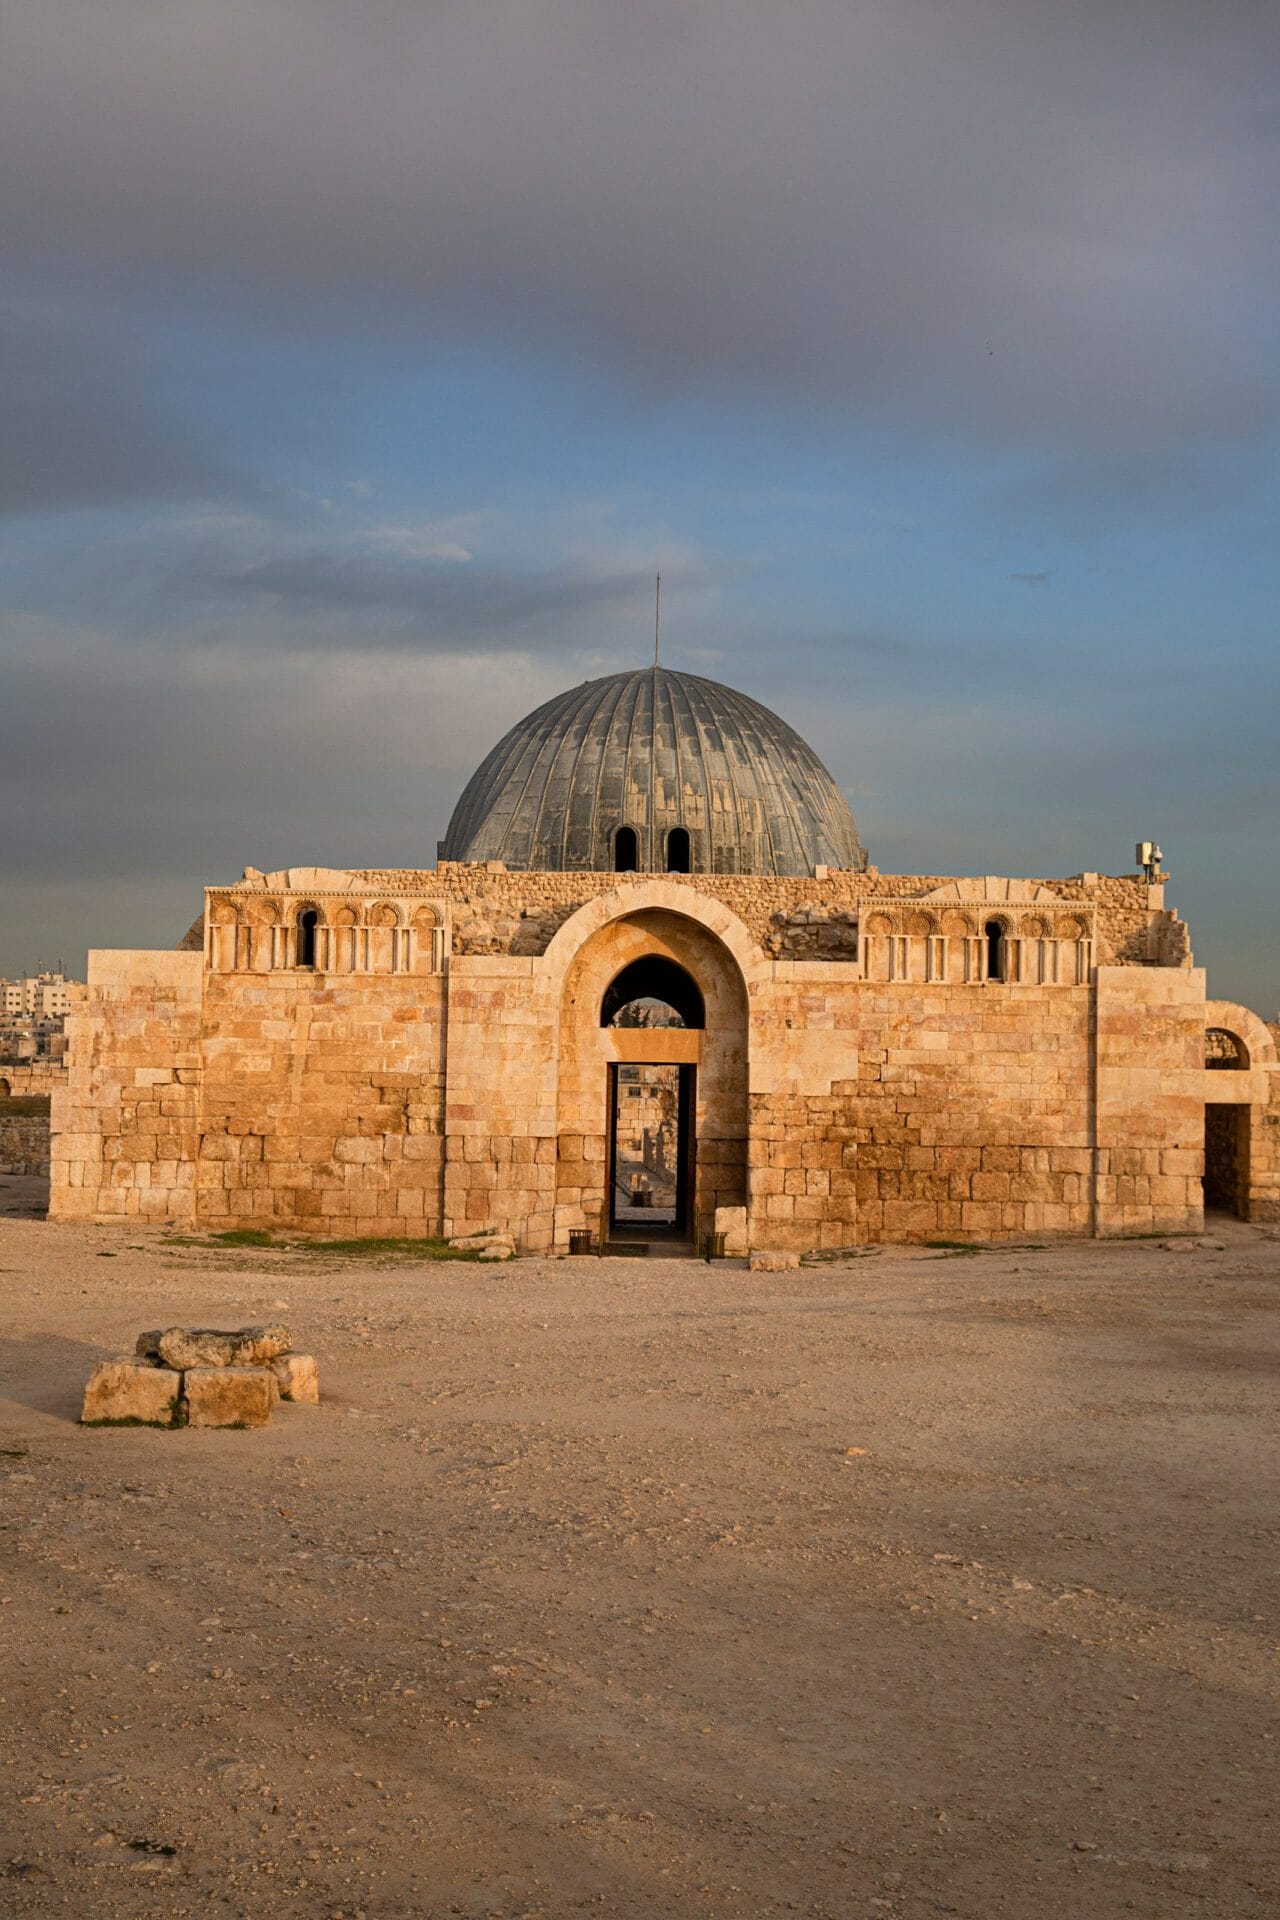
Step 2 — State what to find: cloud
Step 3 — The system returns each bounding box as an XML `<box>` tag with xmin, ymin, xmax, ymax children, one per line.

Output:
<box><xmin>0</xmin><ymin>304</ymin><xmax>242</xmax><ymax>517</ymax></box>
<box><xmin>2</xmin><ymin>2</ymin><xmax>1276</xmax><ymax>483</ymax></box>
<box><xmin>196</xmin><ymin>543</ymin><xmax>714</xmax><ymax>650</ymax></box>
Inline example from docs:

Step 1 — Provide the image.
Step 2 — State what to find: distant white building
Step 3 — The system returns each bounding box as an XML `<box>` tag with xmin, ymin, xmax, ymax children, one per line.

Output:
<box><xmin>0</xmin><ymin>971</ymin><xmax>77</xmax><ymax>1017</ymax></box>
<box><xmin>0</xmin><ymin>972</ymin><xmax>82</xmax><ymax>1062</ymax></box>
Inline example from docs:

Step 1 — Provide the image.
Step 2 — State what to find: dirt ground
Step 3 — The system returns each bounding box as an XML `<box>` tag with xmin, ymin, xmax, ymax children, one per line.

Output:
<box><xmin>1</xmin><ymin>1181</ymin><xmax>1277</xmax><ymax>1920</ymax></box>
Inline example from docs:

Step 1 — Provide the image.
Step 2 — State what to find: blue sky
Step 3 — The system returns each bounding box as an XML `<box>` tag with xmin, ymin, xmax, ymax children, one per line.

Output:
<box><xmin>1</xmin><ymin>2</ymin><xmax>1277</xmax><ymax>1012</ymax></box>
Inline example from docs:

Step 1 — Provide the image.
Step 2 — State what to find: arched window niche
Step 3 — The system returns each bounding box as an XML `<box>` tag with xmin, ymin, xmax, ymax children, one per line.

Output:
<box><xmin>1206</xmin><ymin>1028</ymin><xmax>1248</xmax><ymax>1070</ymax></box>
<box><xmin>984</xmin><ymin>919</ymin><xmax>1005</xmax><ymax>983</ymax></box>
<box><xmin>296</xmin><ymin>908</ymin><xmax>319</xmax><ymax>969</ymax></box>
<box><xmin>601</xmin><ymin>955</ymin><xmax>705</xmax><ymax>1030</ymax></box>
<box><xmin>666</xmin><ymin>827</ymin><xmax>691</xmax><ymax>873</ymax></box>
<box><xmin>614</xmin><ymin>826</ymin><xmax>639</xmax><ymax>873</ymax></box>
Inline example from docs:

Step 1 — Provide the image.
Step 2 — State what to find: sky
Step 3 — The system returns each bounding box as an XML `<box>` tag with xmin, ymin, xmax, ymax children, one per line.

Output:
<box><xmin>1</xmin><ymin>0</ymin><xmax>1277</xmax><ymax>1011</ymax></box>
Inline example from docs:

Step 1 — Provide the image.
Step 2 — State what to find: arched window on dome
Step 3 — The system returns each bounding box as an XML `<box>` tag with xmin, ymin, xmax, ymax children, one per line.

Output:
<box><xmin>985</xmin><ymin>919</ymin><xmax>1005</xmax><ymax>983</ymax></box>
<box><xmin>614</xmin><ymin>826</ymin><xmax>639</xmax><ymax>873</ymax></box>
<box><xmin>666</xmin><ymin>827</ymin><xmax>691</xmax><ymax>873</ymax></box>
<box><xmin>296</xmin><ymin>909</ymin><xmax>319</xmax><ymax>969</ymax></box>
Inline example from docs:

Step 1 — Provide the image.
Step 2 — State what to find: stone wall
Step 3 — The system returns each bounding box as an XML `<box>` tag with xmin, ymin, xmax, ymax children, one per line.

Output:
<box><xmin>50</xmin><ymin>953</ymin><xmax>203</xmax><ymax>1225</ymax></box>
<box><xmin>0</xmin><ymin>1105</ymin><xmax>51</xmax><ymax>1176</ymax></box>
<box><xmin>49</xmin><ymin>870</ymin><xmax>1277</xmax><ymax>1248</ymax></box>
<box><xmin>339</xmin><ymin>863</ymin><xmax>1171</xmax><ymax>968</ymax></box>
<box><xmin>0</xmin><ymin>1063</ymin><xmax>64</xmax><ymax>1099</ymax></box>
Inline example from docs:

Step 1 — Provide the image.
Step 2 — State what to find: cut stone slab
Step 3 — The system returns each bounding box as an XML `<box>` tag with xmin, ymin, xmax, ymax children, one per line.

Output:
<box><xmin>182</xmin><ymin>1367</ymin><xmax>274</xmax><ymax>1429</ymax></box>
<box><xmin>82</xmin><ymin>1359</ymin><xmax>181</xmax><ymax>1428</ymax></box>
<box><xmin>749</xmin><ymin>1249</ymin><xmax>801</xmax><ymax>1272</ymax></box>
<box><xmin>270</xmin><ymin>1353</ymin><xmax>319</xmax><ymax>1404</ymax></box>
<box><xmin>479</xmin><ymin>1245</ymin><xmax>514</xmax><ymax>1261</ymax></box>
<box><xmin>449</xmin><ymin>1233</ymin><xmax>511</xmax><ymax>1252</ymax></box>
<box><xmin>156</xmin><ymin>1324</ymin><xmax>291</xmax><ymax>1370</ymax></box>
<box><xmin>714</xmin><ymin>1205</ymin><xmax>749</xmax><ymax>1255</ymax></box>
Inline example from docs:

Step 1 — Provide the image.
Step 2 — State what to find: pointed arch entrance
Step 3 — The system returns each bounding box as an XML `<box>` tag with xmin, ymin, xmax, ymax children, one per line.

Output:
<box><xmin>555</xmin><ymin>905</ymin><xmax>749</xmax><ymax>1249</ymax></box>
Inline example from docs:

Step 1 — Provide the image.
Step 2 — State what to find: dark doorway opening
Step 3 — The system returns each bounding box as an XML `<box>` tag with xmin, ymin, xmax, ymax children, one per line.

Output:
<box><xmin>601</xmin><ymin>956</ymin><xmax>704</xmax><ymax>1029</ymax></box>
<box><xmin>666</xmin><ymin>827</ymin><xmax>691</xmax><ymax>873</ymax></box>
<box><xmin>607</xmin><ymin>1062</ymin><xmax>695</xmax><ymax>1238</ymax></box>
<box><xmin>984</xmin><ymin>919</ymin><xmax>1004</xmax><ymax>982</ymax></box>
<box><xmin>1204</xmin><ymin>1104</ymin><xmax>1250</xmax><ymax>1218</ymax></box>
<box><xmin>614</xmin><ymin>826</ymin><xmax>639</xmax><ymax>872</ymax></box>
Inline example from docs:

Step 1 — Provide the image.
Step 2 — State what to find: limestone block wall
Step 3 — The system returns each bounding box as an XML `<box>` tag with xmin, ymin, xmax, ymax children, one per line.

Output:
<box><xmin>50</xmin><ymin>952</ymin><xmax>203</xmax><ymax>1224</ymax></box>
<box><xmin>1093</xmin><ymin>968</ymin><xmax>1207</xmax><ymax>1237</ymax></box>
<box><xmin>52</xmin><ymin>866</ymin><xmax>1266</xmax><ymax>1249</ymax></box>
<box><xmin>745</xmin><ymin>971</ymin><xmax>1096</xmax><ymax>1250</ymax></box>
<box><xmin>0</xmin><ymin>1109</ymin><xmax>51</xmax><ymax>1176</ymax></box>
<box><xmin>442</xmin><ymin>956</ymin><xmax>559</xmax><ymax>1245</ymax></box>
<box><xmin>0</xmin><ymin>1063</ymin><xmax>64</xmax><ymax>1099</ymax></box>
<box><xmin>196</xmin><ymin>971</ymin><xmax>447</xmax><ymax>1234</ymax></box>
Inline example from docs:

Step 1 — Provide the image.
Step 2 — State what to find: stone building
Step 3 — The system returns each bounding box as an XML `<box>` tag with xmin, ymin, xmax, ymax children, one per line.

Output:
<box><xmin>50</xmin><ymin>666</ymin><xmax>1279</xmax><ymax>1249</ymax></box>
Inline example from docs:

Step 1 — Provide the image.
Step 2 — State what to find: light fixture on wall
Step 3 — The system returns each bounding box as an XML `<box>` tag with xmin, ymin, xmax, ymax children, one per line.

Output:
<box><xmin>1136</xmin><ymin>840</ymin><xmax>1164</xmax><ymax>884</ymax></box>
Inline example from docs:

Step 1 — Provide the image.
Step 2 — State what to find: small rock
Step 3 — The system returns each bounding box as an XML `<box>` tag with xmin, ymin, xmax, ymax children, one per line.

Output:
<box><xmin>82</xmin><ymin>1360</ymin><xmax>181</xmax><ymax>1428</ymax></box>
<box><xmin>182</xmin><ymin>1366</ymin><xmax>274</xmax><ymax>1429</ymax></box>
<box><xmin>749</xmin><ymin>1249</ymin><xmax>800</xmax><ymax>1272</ymax></box>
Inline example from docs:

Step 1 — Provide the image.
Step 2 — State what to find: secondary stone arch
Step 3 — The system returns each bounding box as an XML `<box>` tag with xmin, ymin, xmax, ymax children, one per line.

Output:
<box><xmin>551</xmin><ymin>897</ymin><xmax>751</xmax><ymax>1250</ymax></box>
<box><xmin>1204</xmin><ymin>1000</ymin><xmax>1276</xmax><ymax>1071</ymax></box>
<box><xmin>538</xmin><ymin>878</ymin><xmax>765</xmax><ymax>989</ymax></box>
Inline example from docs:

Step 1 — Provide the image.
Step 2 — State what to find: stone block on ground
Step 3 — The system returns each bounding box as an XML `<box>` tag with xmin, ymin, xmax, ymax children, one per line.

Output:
<box><xmin>479</xmin><ymin>1243</ymin><xmax>514</xmax><ymax>1261</ymax></box>
<box><xmin>182</xmin><ymin>1366</ymin><xmax>274</xmax><ymax>1429</ymax></box>
<box><xmin>449</xmin><ymin>1232</ymin><xmax>510</xmax><ymax>1252</ymax></box>
<box><xmin>270</xmin><ymin>1352</ymin><xmax>319</xmax><ymax>1404</ymax></box>
<box><xmin>156</xmin><ymin>1324</ymin><xmax>291</xmax><ymax>1370</ymax></box>
<box><xmin>749</xmin><ymin>1249</ymin><xmax>801</xmax><ymax>1272</ymax></box>
<box><xmin>82</xmin><ymin>1359</ymin><xmax>181</xmax><ymax>1427</ymax></box>
<box><xmin>714</xmin><ymin>1205</ymin><xmax>749</xmax><ymax>1255</ymax></box>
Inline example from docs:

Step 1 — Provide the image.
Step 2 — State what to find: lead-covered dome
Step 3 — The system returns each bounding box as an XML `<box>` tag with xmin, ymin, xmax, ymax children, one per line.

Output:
<box><xmin>440</xmin><ymin>667</ymin><xmax>866</xmax><ymax>876</ymax></box>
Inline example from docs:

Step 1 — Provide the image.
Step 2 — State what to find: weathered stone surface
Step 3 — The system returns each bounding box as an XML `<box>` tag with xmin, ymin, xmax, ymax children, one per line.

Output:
<box><xmin>714</xmin><ymin>1205</ymin><xmax>749</xmax><ymax>1255</ymax></box>
<box><xmin>479</xmin><ymin>1243</ymin><xmax>514</xmax><ymax>1261</ymax></box>
<box><xmin>749</xmin><ymin>1249</ymin><xmax>801</xmax><ymax>1272</ymax></box>
<box><xmin>82</xmin><ymin>1359</ymin><xmax>180</xmax><ymax>1427</ymax></box>
<box><xmin>156</xmin><ymin>1325</ymin><xmax>291</xmax><ymax>1370</ymax></box>
<box><xmin>182</xmin><ymin>1366</ymin><xmax>274</xmax><ymax>1428</ymax></box>
<box><xmin>228</xmin><ymin>1324</ymin><xmax>292</xmax><ymax>1366</ymax></box>
<box><xmin>135</xmin><ymin>1329</ymin><xmax>164</xmax><ymax>1358</ymax></box>
<box><xmin>448</xmin><ymin>1233</ymin><xmax>504</xmax><ymax>1251</ymax></box>
<box><xmin>270</xmin><ymin>1353</ymin><xmax>319</xmax><ymax>1403</ymax></box>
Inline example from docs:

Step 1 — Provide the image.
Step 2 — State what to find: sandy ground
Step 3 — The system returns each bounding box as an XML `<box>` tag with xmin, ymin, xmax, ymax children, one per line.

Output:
<box><xmin>1</xmin><ymin>1180</ymin><xmax>1277</xmax><ymax>1920</ymax></box>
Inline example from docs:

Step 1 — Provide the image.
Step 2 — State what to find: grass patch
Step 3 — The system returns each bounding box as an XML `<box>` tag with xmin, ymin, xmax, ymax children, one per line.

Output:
<box><xmin>925</xmin><ymin>1239</ymin><xmax>982</xmax><ymax>1256</ymax></box>
<box><xmin>81</xmin><ymin>1415</ymin><xmax>178</xmax><ymax>1429</ymax></box>
<box><xmin>170</xmin><ymin>1229</ymin><xmax>484</xmax><ymax>1262</ymax></box>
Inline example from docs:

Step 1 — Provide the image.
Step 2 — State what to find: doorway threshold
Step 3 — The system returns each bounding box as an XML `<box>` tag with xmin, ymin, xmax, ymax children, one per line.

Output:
<box><xmin>604</xmin><ymin>1230</ymin><xmax>699</xmax><ymax>1259</ymax></box>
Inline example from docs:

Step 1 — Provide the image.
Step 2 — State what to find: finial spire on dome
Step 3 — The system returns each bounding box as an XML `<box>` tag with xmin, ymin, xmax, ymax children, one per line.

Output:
<box><xmin>654</xmin><ymin>572</ymin><xmax>661</xmax><ymax>668</ymax></box>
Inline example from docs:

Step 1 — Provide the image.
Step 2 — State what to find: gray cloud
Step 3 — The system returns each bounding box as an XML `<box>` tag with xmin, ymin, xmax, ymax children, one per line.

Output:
<box><xmin>0</xmin><ymin>306</ymin><xmax>241</xmax><ymax>517</ymax></box>
<box><xmin>198</xmin><ymin>547</ymin><xmax>716</xmax><ymax>649</ymax></box>
<box><xmin>2</xmin><ymin>2</ymin><xmax>1277</xmax><ymax>480</ymax></box>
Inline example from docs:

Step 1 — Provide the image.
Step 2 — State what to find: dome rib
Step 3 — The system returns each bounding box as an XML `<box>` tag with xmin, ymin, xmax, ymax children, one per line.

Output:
<box><xmin>440</xmin><ymin>667</ymin><xmax>866</xmax><ymax>877</ymax></box>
